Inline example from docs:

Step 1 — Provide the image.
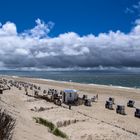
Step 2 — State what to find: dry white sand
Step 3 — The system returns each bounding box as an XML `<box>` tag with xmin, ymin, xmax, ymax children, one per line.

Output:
<box><xmin>0</xmin><ymin>75</ymin><xmax>140</xmax><ymax>140</ymax></box>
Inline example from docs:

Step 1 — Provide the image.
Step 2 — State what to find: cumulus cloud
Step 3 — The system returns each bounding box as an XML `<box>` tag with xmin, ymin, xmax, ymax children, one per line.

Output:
<box><xmin>0</xmin><ymin>18</ymin><xmax>140</xmax><ymax>70</ymax></box>
<box><xmin>0</xmin><ymin>22</ymin><xmax>17</xmax><ymax>36</ymax></box>
<box><xmin>22</xmin><ymin>18</ymin><xmax>54</xmax><ymax>39</ymax></box>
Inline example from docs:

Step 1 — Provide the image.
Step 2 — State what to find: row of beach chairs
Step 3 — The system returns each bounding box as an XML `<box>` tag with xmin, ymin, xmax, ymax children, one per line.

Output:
<box><xmin>105</xmin><ymin>97</ymin><xmax>140</xmax><ymax>118</ymax></box>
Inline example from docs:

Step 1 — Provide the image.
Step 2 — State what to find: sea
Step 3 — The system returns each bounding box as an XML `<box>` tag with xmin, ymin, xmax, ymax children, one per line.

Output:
<box><xmin>0</xmin><ymin>70</ymin><xmax>140</xmax><ymax>89</ymax></box>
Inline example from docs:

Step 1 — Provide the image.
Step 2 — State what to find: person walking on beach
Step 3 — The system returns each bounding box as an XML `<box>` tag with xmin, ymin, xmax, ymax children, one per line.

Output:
<box><xmin>96</xmin><ymin>94</ymin><xmax>98</xmax><ymax>100</ymax></box>
<box><xmin>69</xmin><ymin>104</ymin><xmax>71</xmax><ymax>110</ymax></box>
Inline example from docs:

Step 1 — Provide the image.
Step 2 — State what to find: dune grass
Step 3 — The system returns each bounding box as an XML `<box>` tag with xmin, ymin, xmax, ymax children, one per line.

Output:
<box><xmin>0</xmin><ymin>109</ymin><xmax>16</xmax><ymax>140</ymax></box>
<box><xmin>53</xmin><ymin>127</ymin><xmax>68</xmax><ymax>138</ymax></box>
<box><xmin>34</xmin><ymin>117</ymin><xmax>55</xmax><ymax>131</ymax></box>
<box><xmin>33</xmin><ymin>117</ymin><xmax>68</xmax><ymax>139</ymax></box>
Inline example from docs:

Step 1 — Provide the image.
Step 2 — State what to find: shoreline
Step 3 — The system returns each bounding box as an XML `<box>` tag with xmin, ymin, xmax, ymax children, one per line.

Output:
<box><xmin>1</xmin><ymin>75</ymin><xmax>140</xmax><ymax>102</ymax></box>
<box><xmin>1</xmin><ymin>74</ymin><xmax>140</xmax><ymax>91</ymax></box>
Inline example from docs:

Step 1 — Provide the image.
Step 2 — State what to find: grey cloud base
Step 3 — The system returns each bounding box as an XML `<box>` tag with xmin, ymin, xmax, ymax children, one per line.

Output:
<box><xmin>0</xmin><ymin>19</ymin><xmax>140</xmax><ymax>70</ymax></box>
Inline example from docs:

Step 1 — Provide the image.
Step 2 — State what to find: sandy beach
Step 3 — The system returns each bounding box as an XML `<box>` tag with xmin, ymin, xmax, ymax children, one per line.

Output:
<box><xmin>0</xmin><ymin>75</ymin><xmax>140</xmax><ymax>140</ymax></box>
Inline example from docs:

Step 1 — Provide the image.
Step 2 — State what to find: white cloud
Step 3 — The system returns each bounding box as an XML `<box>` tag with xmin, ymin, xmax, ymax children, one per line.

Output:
<box><xmin>125</xmin><ymin>1</ymin><xmax>140</xmax><ymax>16</ymax></box>
<box><xmin>22</xmin><ymin>18</ymin><xmax>54</xmax><ymax>39</ymax></box>
<box><xmin>0</xmin><ymin>22</ymin><xmax>17</xmax><ymax>36</ymax></box>
<box><xmin>0</xmin><ymin>18</ymin><xmax>140</xmax><ymax>69</ymax></box>
<box><xmin>135</xmin><ymin>19</ymin><xmax>140</xmax><ymax>25</ymax></box>
<box><xmin>15</xmin><ymin>48</ymin><xmax>29</xmax><ymax>55</ymax></box>
<box><xmin>125</xmin><ymin>7</ymin><xmax>134</xmax><ymax>14</ymax></box>
<box><xmin>133</xmin><ymin>1</ymin><xmax>140</xmax><ymax>10</ymax></box>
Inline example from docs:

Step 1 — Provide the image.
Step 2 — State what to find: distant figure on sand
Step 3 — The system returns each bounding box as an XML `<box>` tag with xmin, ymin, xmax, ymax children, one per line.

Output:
<box><xmin>69</xmin><ymin>104</ymin><xmax>71</xmax><ymax>110</ymax></box>
<box><xmin>96</xmin><ymin>94</ymin><xmax>98</xmax><ymax>100</ymax></box>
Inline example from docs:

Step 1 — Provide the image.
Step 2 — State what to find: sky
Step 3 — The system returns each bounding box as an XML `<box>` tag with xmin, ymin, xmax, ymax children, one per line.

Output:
<box><xmin>0</xmin><ymin>0</ymin><xmax>140</xmax><ymax>70</ymax></box>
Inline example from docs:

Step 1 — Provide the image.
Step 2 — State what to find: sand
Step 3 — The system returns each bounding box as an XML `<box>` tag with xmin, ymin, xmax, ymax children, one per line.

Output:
<box><xmin>0</xmin><ymin>75</ymin><xmax>140</xmax><ymax>140</ymax></box>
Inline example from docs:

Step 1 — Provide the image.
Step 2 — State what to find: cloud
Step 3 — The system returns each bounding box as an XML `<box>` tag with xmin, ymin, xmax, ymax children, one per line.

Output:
<box><xmin>0</xmin><ymin>18</ymin><xmax>140</xmax><ymax>70</ymax></box>
<box><xmin>22</xmin><ymin>18</ymin><xmax>54</xmax><ymax>39</ymax></box>
<box><xmin>133</xmin><ymin>1</ymin><xmax>140</xmax><ymax>10</ymax></box>
<box><xmin>125</xmin><ymin>1</ymin><xmax>140</xmax><ymax>16</ymax></box>
<box><xmin>125</xmin><ymin>7</ymin><xmax>134</xmax><ymax>14</ymax></box>
<box><xmin>135</xmin><ymin>19</ymin><xmax>140</xmax><ymax>25</ymax></box>
<box><xmin>0</xmin><ymin>22</ymin><xmax>17</xmax><ymax>36</ymax></box>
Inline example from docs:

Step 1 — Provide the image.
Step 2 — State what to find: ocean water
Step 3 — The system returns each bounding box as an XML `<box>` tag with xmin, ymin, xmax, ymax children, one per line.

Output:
<box><xmin>0</xmin><ymin>70</ymin><xmax>140</xmax><ymax>88</ymax></box>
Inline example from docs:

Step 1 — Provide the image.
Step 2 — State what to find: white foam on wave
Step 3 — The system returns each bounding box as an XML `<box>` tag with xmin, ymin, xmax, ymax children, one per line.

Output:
<box><xmin>88</xmin><ymin>83</ymin><xmax>138</xmax><ymax>90</ymax></box>
<box><xmin>12</xmin><ymin>76</ymin><xmax>19</xmax><ymax>78</ymax></box>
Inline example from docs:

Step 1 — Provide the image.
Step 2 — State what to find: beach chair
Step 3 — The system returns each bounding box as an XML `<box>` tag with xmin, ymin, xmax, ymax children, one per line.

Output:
<box><xmin>91</xmin><ymin>96</ymin><xmax>96</xmax><ymax>102</ymax></box>
<box><xmin>127</xmin><ymin>100</ymin><xmax>135</xmax><ymax>107</ymax></box>
<box><xmin>116</xmin><ymin>105</ymin><xmax>126</xmax><ymax>115</ymax></box>
<box><xmin>109</xmin><ymin>97</ymin><xmax>115</xmax><ymax>104</ymax></box>
<box><xmin>43</xmin><ymin>90</ymin><xmax>47</xmax><ymax>94</ymax></box>
<box><xmin>105</xmin><ymin>101</ymin><xmax>113</xmax><ymax>110</ymax></box>
<box><xmin>84</xmin><ymin>99</ymin><xmax>92</xmax><ymax>106</ymax></box>
<box><xmin>0</xmin><ymin>89</ymin><xmax>3</xmax><ymax>94</ymax></box>
<box><xmin>54</xmin><ymin>99</ymin><xmax>62</xmax><ymax>106</ymax></box>
<box><xmin>135</xmin><ymin>108</ymin><xmax>140</xmax><ymax>118</ymax></box>
<box><xmin>82</xmin><ymin>95</ymin><xmax>87</xmax><ymax>100</ymax></box>
<box><xmin>34</xmin><ymin>90</ymin><xmax>39</xmax><ymax>97</ymax></box>
<box><xmin>30</xmin><ymin>86</ymin><xmax>33</xmax><ymax>90</ymax></box>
